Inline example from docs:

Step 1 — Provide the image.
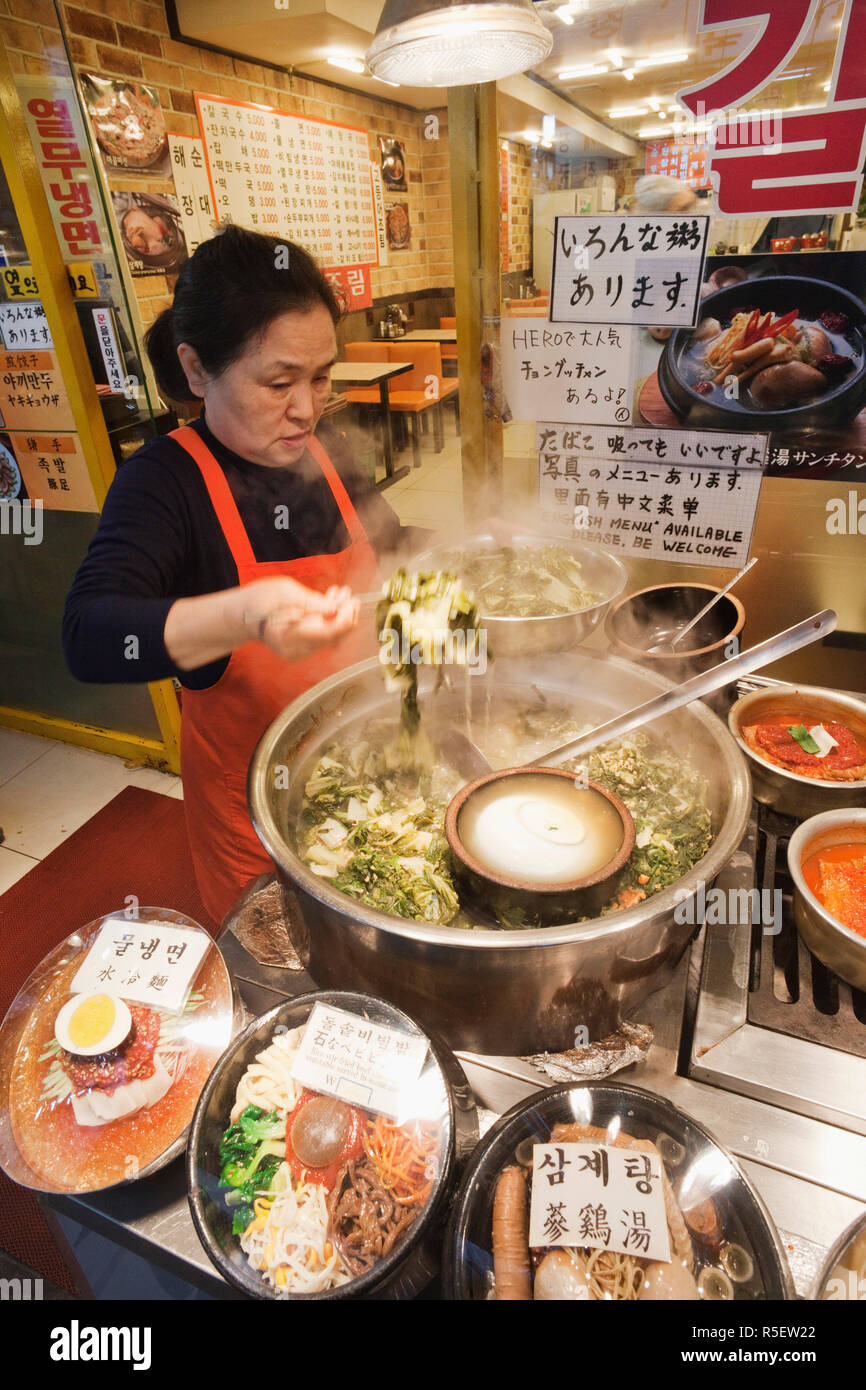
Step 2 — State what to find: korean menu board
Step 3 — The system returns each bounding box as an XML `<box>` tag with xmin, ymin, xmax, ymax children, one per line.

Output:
<box><xmin>195</xmin><ymin>94</ymin><xmax>378</xmax><ymax>269</ymax></box>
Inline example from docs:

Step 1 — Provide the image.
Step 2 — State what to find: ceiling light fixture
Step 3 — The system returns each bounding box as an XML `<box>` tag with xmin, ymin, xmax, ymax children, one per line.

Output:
<box><xmin>606</xmin><ymin>48</ymin><xmax>624</xmax><ymax>68</ymax></box>
<box><xmin>622</xmin><ymin>68</ymin><xmax>635</xmax><ymax>80</ymax></box>
<box><xmin>608</xmin><ymin>105</ymin><xmax>649</xmax><ymax>118</ymax></box>
<box><xmin>366</xmin><ymin>0</ymin><xmax>553</xmax><ymax>86</ymax></box>
<box><xmin>557</xmin><ymin>63</ymin><xmax>609</xmax><ymax>80</ymax></box>
<box><xmin>638</xmin><ymin>123</ymin><xmax>674</xmax><ymax>138</ymax></box>
<box><xmin>634</xmin><ymin>50</ymin><xmax>689</xmax><ymax>70</ymax></box>
<box><xmin>328</xmin><ymin>55</ymin><xmax>366</xmax><ymax>73</ymax></box>
<box><xmin>555</xmin><ymin>6</ymin><xmax>574</xmax><ymax>23</ymax></box>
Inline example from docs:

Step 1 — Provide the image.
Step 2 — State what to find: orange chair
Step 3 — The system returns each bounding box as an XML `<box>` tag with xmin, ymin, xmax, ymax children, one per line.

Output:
<box><xmin>386</xmin><ymin>341</ymin><xmax>449</xmax><ymax>467</ymax></box>
<box><xmin>439</xmin><ymin>316</ymin><xmax>458</xmax><ymax>375</ymax></box>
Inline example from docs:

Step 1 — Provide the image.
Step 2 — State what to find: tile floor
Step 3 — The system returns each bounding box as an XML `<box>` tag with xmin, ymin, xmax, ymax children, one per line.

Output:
<box><xmin>378</xmin><ymin>414</ymin><xmax>463</xmax><ymax>531</ymax></box>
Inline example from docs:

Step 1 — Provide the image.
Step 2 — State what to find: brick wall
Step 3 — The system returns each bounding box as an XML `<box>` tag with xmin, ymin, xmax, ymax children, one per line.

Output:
<box><xmin>0</xmin><ymin>0</ymin><xmax>454</xmax><ymax>325</ymax></box>
<box><xmin>504</xmin><ymin>139</ymin><xmax>557</xmax><ymax>273</ymax></box>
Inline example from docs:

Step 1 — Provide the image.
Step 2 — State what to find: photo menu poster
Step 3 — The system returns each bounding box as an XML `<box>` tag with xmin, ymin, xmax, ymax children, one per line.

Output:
<box><xmin>195</xmin><ymin>93</ymin><xmax>379</xmax><ymax>270</ymax></box>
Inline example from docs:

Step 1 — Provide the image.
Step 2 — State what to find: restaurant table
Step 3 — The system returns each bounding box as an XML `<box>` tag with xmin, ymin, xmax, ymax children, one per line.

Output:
<box><xmin>38</xmin><ymin>892</ymin><xmax>866</xmax><ymax>1300</ymax></box>
<box><xmin>329</xmin><ymin>360</ymin><xmax>412</xmax><ymax>487</ymax></box>
<box><xmin>398</xmin><ymin>328</ymin><xmax>457</xmax><ymax>343</ymax></box>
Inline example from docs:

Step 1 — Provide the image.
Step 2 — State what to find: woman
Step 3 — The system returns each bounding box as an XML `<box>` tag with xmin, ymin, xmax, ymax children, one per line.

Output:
<box><xmin>64</xmin><ymin>226</ymin><xmax>412</xmax><ymax>924</ymax></box>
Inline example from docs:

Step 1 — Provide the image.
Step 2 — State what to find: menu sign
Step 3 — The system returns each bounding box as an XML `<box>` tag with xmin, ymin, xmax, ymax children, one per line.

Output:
<box><xmin>550</xmin><ymin>215</ymin><xmax>710</xmax><ymax>327</ymax></box>
<box><xmin>528</xmin><ymin>1142</ymin><xmax>670</xmax><ymax>1264</ymax></box>
<box><xmin>0</xmin><ymin>302</ymin><xmax>53</xmax><ymax>350</ymax></box>
<box><xmin>501</xmin><ymin>318</ymin><xmax>636</xmax><ymax>424</ymax></box>
<box><xmin>168</xmin><ymin>133</ymin><xmax>214</xmax><ymax>253</ymax></box>
<box><xmin>70</xmin><ymin>919</ymin><xmax>210</xmax><ymax>1013</ymax></box>
<box><xmin>12</xmin><ymin>431</ymin><xmax>98</xmax><ymax>512</ymax></box>
<box><xmin>537</xmin><ymin>421</ymin><xmax>765</xmax><ymax>568</ymax></box>
<box><xmin>1</xmin><ymin>349</ymin><xmax>74</xmax><ymax>430</ymax></box>
<box><xmin>290</xmin><ymin>1003</ymin><xmax>428</xmax><ymax>1119</ymax></box>
<box><xmin>645</xmin><ymin>139</ymin><xmax>710</xmax><ymax>189</ymax></box>
<box><xmin>195</xmin><ymin>93</ymin><xmax>378</xmax><ymax>268</ymax></box>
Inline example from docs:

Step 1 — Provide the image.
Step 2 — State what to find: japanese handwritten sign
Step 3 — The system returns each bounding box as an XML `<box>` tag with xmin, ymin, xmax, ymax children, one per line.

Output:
<box><xmin>290</xmin><ymin>1003</ymin><xmax>428</xmax><ymax>1119</ymax></box>
<box><xmin>679</xmin><ymin>0</ymin><xmax>866</xmax><ymax>215</ymax></box>
<box><xmin>168</xmin><ymin>133</ymin><xmax>214</xmax><ymax>253</ymax></box>
<box><xmin>537</xmin><ymin>421</ymin><xmax>766</xmax><ymax>568</ymax></box>
<box><xmin>12</xmin><ymin>431</ymin><xmax>98</xmax><ymax>512</ymax></box>
<box><xmin>501</xmin><ymin>319</ymin><xmax>636</xmax><ymax>424</ymax></box>
<box><xmin>195</xmin><ymin>94</ymin><xmax>378</xmax><ymax>268</ymax></box>
<box><xmin>550</xmin><ymin>215</ymin><xmax>710</xmax><ymax>328</ymax></box>
<box><xmin>70</xmin><ymin>919</ymin><xmax>211</xmax><ymax>1013</ymax></box>
<box><xmin>0</xmin><ymin>302</ymin><xmax>53</xmax><ymax>351</ymax></box>
<box><xmin>529</xmin><ymin>1141</ymin><xmax>670</xmax><ymax>1262</ymax></box>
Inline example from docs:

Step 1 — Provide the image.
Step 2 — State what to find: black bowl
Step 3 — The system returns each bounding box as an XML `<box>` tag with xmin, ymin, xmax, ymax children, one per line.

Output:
<box><xmin>187</xmin><ymin>990</ymin><xmax>477</xmax><ymax>1300</ymax></box>
<box><xmin>443</xmin><ymin>1082</ymin><xmax>793</xmax><ymax>1301</ymax></box>
<box><xmin>605</xmin><ymin>583</ymin><xmax>746</xmax><ymax>682</ymax></box>
<box><xmin>658</xmin><ymin>275</ymin><xmax>866</xmax><ymax>433</ymax></box>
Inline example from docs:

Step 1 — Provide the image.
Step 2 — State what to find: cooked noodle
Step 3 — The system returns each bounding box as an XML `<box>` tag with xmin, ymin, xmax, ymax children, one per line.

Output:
<box><xmin>239</xmin><ymin>1164</ymin><xmax>350</xmax><ymax>1295</ymax></box>
<box><xmin>230</xmin><ymin>1026</ymin><xmax>304</xmax><ymax>1121</ymax></box>
<box><xmin>584</xmin><ymin>1247</ymin><xmax>644</xmax><ymax>1301</ymax></box>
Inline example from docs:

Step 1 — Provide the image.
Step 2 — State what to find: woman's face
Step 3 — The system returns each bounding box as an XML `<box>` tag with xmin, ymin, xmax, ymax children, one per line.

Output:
<box><xmin>124</xmin><ymin>208</ymin><xmax>170</xmax><ymax>254</ymax></box>
<box><xmin>180</xmin><ymin>304</ymin><xmax>337</xmax><ymax>468</ymax></box>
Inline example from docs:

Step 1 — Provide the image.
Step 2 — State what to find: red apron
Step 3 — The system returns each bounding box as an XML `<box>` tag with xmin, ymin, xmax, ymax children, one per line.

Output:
<box><xmin>170</xmin><ymin>425</ymin><xmax>381</xmax><ymax>924</ymax></box>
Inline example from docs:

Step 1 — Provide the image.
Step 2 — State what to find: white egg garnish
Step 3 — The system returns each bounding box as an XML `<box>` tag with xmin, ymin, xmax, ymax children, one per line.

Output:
<box><xmin>459</xmin><ymin>775</ymin><xmax>625</xmax><ymax>885</ymax></box>
<box><xmin>54</xmin><ymin>992</ymin><xmax>132</xmax><ymax>1057</ymax></box>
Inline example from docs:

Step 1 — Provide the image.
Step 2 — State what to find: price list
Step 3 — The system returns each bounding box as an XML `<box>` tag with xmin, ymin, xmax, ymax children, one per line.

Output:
<box><xmin>195</xmin><ymin>94</ymin><xmax>378</xmax><ymax>267</ymax></box>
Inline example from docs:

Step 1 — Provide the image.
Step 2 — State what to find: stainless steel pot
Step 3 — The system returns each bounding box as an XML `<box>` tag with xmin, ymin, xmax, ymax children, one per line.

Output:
<box><xmin>412</xmin><ymin>533</ymin><xmax>628</xmax><ymax>657</ymax></box>
<box><xmin>728</xmin><ymin>684</ymin><xmax>866</xmax><ymax>819</ymax></box>
<box><xmin>248</xmin><ymin>649</ymin><xmax>752</xmax><ymax>1054</ymax></box>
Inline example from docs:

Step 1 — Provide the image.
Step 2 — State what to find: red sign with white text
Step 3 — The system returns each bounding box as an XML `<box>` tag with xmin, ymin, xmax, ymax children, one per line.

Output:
<box><xmin>322</xmin><ymin>263</ymin><xmax>372</xmax><ymax>312</ymax></box>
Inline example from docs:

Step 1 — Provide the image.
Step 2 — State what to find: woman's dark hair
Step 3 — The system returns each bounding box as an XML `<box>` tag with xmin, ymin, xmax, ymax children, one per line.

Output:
<box><xmin>144</xmin><ymin>224</ymin><xmax>341</xmax><ymax>402</ymax></box>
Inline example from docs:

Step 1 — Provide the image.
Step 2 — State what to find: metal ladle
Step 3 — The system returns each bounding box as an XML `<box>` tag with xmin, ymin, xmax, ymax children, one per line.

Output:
<box><xmin>646</xmin><ymin>555</ymin><xmax>758</xmax><ymax>654</ymax></box>
<box><xmin>440</xmin><ymin>608</ymin><xmax>838</xmax><ymax>781</ymax></box>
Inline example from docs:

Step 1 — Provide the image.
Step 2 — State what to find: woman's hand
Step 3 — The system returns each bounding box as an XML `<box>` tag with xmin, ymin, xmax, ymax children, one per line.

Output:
<box><xmin>243</xmin><ymin>578</ymin><xmax>359</xmax><ymax>662</ymax></box>
<box><xmin>164</xmin><ymin>577</ymin><xmax>359</xmax><ymax>672</ymax></box>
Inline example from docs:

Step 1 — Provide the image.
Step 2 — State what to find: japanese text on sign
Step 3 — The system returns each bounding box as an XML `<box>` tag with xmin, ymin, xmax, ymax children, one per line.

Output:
<box><xmin>529</xmin><ymin>1141</ymin><xmax>670</xmax><ymax>1262</ymax></box>
<box><xmin>195</xmin><ymin>94</ymin><xmax>378</xmax><ymax>268</ymax></box>
<box><xmin>501</xmin><ymin>319</ymin><xmax>636</xmax><ymax>425</ymax></box>
<box><xmin>290</xmin><ymin>1003</ymin><xmax>428</xmax><ymax>1119</ymax></box>
<box><xmin>550</xmin><ymin>215</ymin><xmax>710</xmax><ymax>328</ymax></box>
<box><xmin>0</xmin><ymin>302</ymin><xmax>53</xmax><ymax>350</ymax></box>
<box><xmin>70</xmin><ymin>920</ymin><xmax>210</xmax><ymax>1013</ymax></box>
<box><xmin>678</xmin><ymin>0</ymin><xmax>866</xmax><ymax>215</ymax></box>
<box><xmin>537</xmin><ymin>421</ymin><xmax>766</xmax><ymax>568</ymax></box>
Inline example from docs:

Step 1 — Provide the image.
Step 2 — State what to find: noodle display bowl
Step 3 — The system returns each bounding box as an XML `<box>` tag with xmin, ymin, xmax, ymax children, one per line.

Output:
<box><xmin>247</xmin><ymin>650</ymin><xmax>752</xmax><ymax>1054</ymax></box>
<box><xmin>412</xmin><ymin>533</ymin><xmax>628</xmax><ymax>657</ymax></box>
<box><xmin>658</xmin><ymin>275</ymin><xmax>866</xmax><ymax>433</ymax></box>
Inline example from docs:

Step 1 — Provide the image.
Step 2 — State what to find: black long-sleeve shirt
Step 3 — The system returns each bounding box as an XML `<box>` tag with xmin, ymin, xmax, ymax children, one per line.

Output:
<box><xmin>63</xmin><ymin>415</ymin><xmax>410</xmax><ymax>689</ymax></box>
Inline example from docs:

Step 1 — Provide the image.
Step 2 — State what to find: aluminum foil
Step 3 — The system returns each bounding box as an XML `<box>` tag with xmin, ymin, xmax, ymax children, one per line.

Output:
<box><xmin>522</xmin><ymin>1020</ymin><xmax>653</xmax><ymax>1082</ymax></box>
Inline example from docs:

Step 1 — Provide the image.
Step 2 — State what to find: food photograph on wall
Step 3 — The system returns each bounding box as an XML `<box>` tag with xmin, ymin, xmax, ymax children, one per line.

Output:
<box><xmin>0</xmin><ymin>0</ymin><xmax>864</xmax><ymax>1353</ymax></box>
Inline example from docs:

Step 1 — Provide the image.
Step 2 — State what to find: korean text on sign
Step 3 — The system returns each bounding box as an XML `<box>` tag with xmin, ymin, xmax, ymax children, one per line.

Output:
<box><xmin>550</xmin><ymin>215</ymin><xmax>710</xmax><ymax>328</ymax></box>
<box><xmin>70</xmin><ymin>920</ymin><xmax>211</xmax><ymax>1013</ymax></box>
<box><xmin>529</xmin><ymin>1141</ymin><xmax>670</xmax><ymax>1263</ymax></box>
<box><xmin>290</xmin><ymin>1003</ymin><xmax>428</xmax><ymax>1119</ymax></box>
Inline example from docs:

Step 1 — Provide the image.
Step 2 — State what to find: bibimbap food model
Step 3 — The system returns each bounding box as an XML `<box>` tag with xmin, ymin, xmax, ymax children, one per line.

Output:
<box><xmin>0</xmin><ymin>909</ymin><xmax>236</xmax><ymax>1192</ymax></box>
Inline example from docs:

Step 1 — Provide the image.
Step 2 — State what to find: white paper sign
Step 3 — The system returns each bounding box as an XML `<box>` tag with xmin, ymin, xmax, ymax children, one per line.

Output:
<box><xmin>370</xmin><ymin>162</ymin><xmax>389</xmax><ymax>267</ymax></box>
<box><xmin>501</xmin><ymin>318</ymin><xmax>636</xmax><ymax>424</ymax></box>
<box><xmin>537</xmin><ymin>420</ymin><xmax>765</xmax><ymax>568</ymax></box>
<box><xmin>529</xmin><ymin>1141</ymin><xmax>670</xmax><ymax>1263</ymax></box>
<box><xmin>0</xmin><ymin>301</ymin><xmax>53</xmax><ymax>350</ymax></box>
<box><xmin>92</xmin><ymin>307</ymin><xmax>124</xmax><ymax>393</ymax></box>
<box><xmin>290</xmin><ymin>1002</ymin><xmax>428</xmax><ymax>1118</ymax></box>
<box><xmin>550</xmin><ymin>215</ymin><xmax>710</xmax><ymax>327</ymax></box>
<box><xmin>70</xmin><ymin>919</ymin><xmax>210</xmax><ymax>1013</ymax></box>
<box><xmin>168</xmin><ymin>133</ymin><xmax>214</xmax><ymax>252</ymax></box>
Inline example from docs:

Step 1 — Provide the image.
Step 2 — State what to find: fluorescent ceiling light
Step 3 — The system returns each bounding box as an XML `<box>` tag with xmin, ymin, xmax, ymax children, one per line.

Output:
<box><xmin>634</xmin><ymin>50</ymin><xmax>689</xmax><ymax>70</ymax></box>
<box><xmin>328</xmin><ymin>55</ymin><xmax>366</xmax><ymax>73</ymax></box>
<box><xmin>367</xmin><ymin>0</ymin><xmax>553</xmax><ymax>86</ymax></box>
<box><xmin>558</xmin><ymin>63</ymin><xmax>608</xmax><ymax>80</ymax></box>
<box><xmin>647</xmin><ymin>96</ymin><xmax>662</xmax><ymax>111</ymax></box>
<box><xmin>623</xmin><ymin>68</ymin><xmax>635</xmax><ymax>80</ymax></box>
<box><xmin>609</xmin><ymin>105</ymin><xmax>649</xmax><ymax>118</ymax></box>
<box><xmin>606</xmin><ymin>48</ymin><xmax>624</xmax><ymax>68</ymax></box>
<box><xmin>542</xmin><ymin>112</ymin><xmax>556</xmax><ymax>139</ymax></box>
<box><xmin>639</xmin><ymin>124</ymin><xmax>674</xmax><ymax>138</ymax></box>
<box><xmin>555</xmin><ymin>6</ymin><xmax>574</xmax><ymax>22</ymax></box>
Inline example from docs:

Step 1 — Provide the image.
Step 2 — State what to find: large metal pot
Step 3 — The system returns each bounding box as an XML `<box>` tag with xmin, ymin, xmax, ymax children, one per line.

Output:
<box><xmin>248</xmin><ymin>649</ymin><xmax>752</xmax><ymax>1054</ymax></box>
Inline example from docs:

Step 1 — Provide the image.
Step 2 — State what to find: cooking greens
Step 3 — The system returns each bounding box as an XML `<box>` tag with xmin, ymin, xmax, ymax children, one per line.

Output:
<box><xmin>218</xmin><ymin>1103</ymin><xmax>286</xmax><ymax>1234</ymax></box>
<box><xmin>436</xmin><ymin>544</ymin><xmax>599</xmax><ymax>618</ymax></box>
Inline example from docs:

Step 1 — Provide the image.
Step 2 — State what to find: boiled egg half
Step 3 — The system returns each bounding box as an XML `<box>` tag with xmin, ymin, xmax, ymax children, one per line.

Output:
<box><xmin>54</xmin><ymin>992</ymin><xmax>132</xmax><ymax>1056</ymax></box>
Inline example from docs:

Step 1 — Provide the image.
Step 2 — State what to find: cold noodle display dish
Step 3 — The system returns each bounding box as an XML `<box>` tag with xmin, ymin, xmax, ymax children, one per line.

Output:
<box><xmin>187</xmin><ymin>992</ymin><xmax>461</xmax><ymax>1299</ymax></box>
<box><xmin>0</xmin><ymin>909</ymin><xmax>235</xmax><ymax>1193</ymax></box>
